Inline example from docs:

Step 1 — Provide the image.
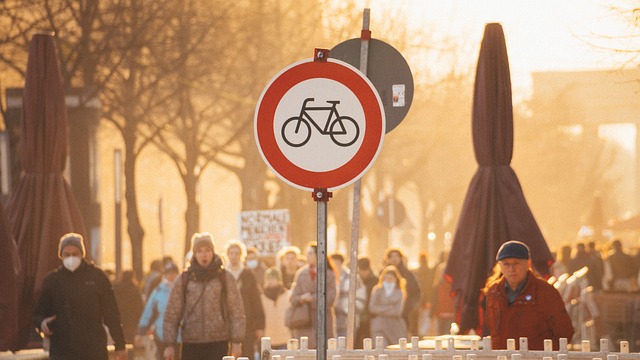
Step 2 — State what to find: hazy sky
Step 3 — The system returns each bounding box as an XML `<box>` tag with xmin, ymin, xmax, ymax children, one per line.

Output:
<box><xmin>363</xmin><ymin>0</ymin><xmax>634</xmax><ymax>96</ymax></box>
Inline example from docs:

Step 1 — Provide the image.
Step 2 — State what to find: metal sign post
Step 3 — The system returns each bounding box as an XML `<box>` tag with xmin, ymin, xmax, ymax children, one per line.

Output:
<box><xmin>347</xmin><ymin>8</ymin><xmax>371</xmax><ymax>351</ymax></box>
<box><xmin>254</xmin><ymin>38</ymin><xmax>385</xmax><ymax>360</ymax></box>
<box><xmin>313</xmin><ymin>188</ymin><xmax>331</xmax><ymax>360</ymax></box>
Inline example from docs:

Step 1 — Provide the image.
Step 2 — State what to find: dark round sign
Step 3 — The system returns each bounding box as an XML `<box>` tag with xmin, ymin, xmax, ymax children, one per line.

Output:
<box><xmin>331</xmin><ymin>38</ymin><xmax>414</xmax><ymax>133</ymax></box>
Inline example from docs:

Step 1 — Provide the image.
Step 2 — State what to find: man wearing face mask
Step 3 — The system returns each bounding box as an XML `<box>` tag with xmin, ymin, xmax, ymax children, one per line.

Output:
<box><xmin>34</xmin><ymin>233</ymin><xmax>128</xmax><ymax>360</ymax></box>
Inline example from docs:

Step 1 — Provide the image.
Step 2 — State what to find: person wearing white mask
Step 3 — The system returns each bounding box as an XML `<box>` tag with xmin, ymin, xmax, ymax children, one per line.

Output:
<box><xmin>34</xmin><ymin>232</ymin><xmax>128</xmax><ymax>360</ymax></box>
<box><xmin>368</xmin><ymin>265</ymin><xmax>406</xmax><ymax>347</ymax></box>
<box><xmin>245</xmin><ymin>246</ymin><xmax>267</xmax><ymax>290</ymax></box>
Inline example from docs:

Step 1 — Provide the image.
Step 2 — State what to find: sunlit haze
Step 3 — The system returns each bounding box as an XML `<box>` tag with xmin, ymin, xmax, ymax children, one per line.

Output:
<box><xmin>366</xmin><ymin>0</ymin><xmax>633</xmax><ymax>97</ymax></box>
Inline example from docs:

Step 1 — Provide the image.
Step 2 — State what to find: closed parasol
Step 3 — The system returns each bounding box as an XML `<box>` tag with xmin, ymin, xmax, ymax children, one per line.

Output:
<box><xmin>6</xmin><ymin>33</ymin><xmax>86</xmax><ymax>348</ymax></box>
<box><xmin>443</xmin><ymin>23</ymin><xmax>553</xmax><ymax>333</ymax></box>
<box><xmin>0</xmin><ymin>203</ymin><xmax>20</xmax><ymax>351</ymax></box>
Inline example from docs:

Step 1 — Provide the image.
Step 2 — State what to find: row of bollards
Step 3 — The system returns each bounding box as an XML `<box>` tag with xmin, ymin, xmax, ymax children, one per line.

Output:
<box><xmin>255</xmin><ymin>336</ymin><xmax>637</xmax><ymax>360</ymax></box>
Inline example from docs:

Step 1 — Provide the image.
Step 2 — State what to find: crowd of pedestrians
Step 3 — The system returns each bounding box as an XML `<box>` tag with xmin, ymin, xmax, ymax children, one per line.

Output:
<box><xmin>38</xmin><ymin>230</ymin><xmax>640</xmax><ymax>359</ymax></box>
<box><xmin>550</xmin><ymin>237</ymin><xmax>640</xmax><ymax>293</ymax></box>
<box><xmin>126</xmin><ymin>242</ymin><xmax>458</xmax><ymax>358</ymax></box>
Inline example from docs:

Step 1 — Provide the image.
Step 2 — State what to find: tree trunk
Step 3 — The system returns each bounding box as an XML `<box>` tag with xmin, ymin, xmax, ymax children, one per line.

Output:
<box><xmin>124</xmin><ymin>133</ymin><xmax>145</xmax><ymax>279</ymax></box>
<box><xmin>183</xmin><ymin>171</ymin><xmax>200</xmax><ymax>256</ymax></box>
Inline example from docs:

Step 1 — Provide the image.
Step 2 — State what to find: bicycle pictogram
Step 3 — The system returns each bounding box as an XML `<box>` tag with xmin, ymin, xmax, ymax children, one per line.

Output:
<box><xmin>281</xmin><ymin>98</ymin><xmax>360</xmax><ymax>147</ymax></box>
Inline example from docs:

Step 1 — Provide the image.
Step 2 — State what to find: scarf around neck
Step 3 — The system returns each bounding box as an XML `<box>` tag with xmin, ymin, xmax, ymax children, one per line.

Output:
<box><xmin>188</xmin><ymin>254</ymin><xmax>224</xmax><ymax>281</ymax></box>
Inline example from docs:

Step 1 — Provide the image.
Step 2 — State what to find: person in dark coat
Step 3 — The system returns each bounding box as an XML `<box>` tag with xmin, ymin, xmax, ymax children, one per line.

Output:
<box><xmin>603</xmin><ymin>238</ymin><xmax>639</xmax><ymax>291</ymax></box>
<box><xmin>383</xmin><ymin>248</ymin><xmax>421</xmax><ymax>337</ymax></box>
<box><xmin>355</xmin><ymin>256</ymin><xmax>378</xmax><ymax>345</ymax></box>
<box><xmin>226</xmin><ymin>240</ymin><xmax>265</xmax><ymax>358</ymax></box>
<box><xmin>34</xmin><ymin>233</ymin><xmax>127</xmax><ymax>360</ymax></box>
<box><xmin>113</xmin><ymin>269</ymin><xmax>144</xmax><ymax>345</ymax></box>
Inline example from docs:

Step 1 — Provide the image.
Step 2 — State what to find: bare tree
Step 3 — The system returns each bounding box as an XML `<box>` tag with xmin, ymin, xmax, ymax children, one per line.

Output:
<box><xmin>0</xmin><ymin>0</ymin><xmax>187</xmax><ymax>277</ymax></box>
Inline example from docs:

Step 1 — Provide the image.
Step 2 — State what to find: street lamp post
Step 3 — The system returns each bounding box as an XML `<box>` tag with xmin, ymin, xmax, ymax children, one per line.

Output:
<box><xmin>114</xmin><ymin>149</ymin><xmax>122</xmax><ymax>275</ymax></box>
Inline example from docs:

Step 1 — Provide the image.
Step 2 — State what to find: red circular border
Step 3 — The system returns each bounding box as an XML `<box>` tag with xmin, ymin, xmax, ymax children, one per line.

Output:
<box><xmin>255</xmin><ymin>59</ymin><xmax>384</xmax><ymax>191</ymax></box>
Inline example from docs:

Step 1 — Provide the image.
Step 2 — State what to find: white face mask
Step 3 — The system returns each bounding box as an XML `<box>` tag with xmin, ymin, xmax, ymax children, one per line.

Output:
<box><xmin>63</xmin><ymin>256</ymin><xmax>82</xmax><ymax>272</ymax></box>
<box><xmin>382</xmin><ymin>281</ymin><xmax>396</xmax><ymax>294</ymax></box>
<box><xmin>246</xmin><ymin>259</ymin><xmax>259</xmax><ymax>269</ymax></box>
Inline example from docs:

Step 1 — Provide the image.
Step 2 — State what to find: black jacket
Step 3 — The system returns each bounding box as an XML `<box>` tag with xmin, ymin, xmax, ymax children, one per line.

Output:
<box><xmin>238</xmin><ymin>268</ymin><xmax>265</xmax><ymax>357</ymax></box>
<box><xmin>34</xmin><ymin>261</ymin><xmax>126</xmax><ymax>360</ymax></box>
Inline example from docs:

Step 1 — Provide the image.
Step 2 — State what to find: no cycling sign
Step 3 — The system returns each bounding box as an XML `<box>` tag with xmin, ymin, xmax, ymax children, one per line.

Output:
<box><xmin>254</xmin><ymin>56</ymin><xmax>385</xmax><ymax>191</ymax></box>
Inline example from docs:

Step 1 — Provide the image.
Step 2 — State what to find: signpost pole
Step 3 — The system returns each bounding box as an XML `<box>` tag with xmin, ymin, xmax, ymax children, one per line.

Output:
<box><xmin>347</xmin><ymin>8</ymin><xmax>371</xmax><ymax>350</ymax></box>
<box><xmin>313</xmin><ymin>188</ymin><xmax>331</xmax><ymax>360</ymax></box>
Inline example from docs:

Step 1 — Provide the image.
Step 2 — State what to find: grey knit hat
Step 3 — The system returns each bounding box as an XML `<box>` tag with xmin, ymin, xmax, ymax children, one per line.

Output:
<box><xmin>191</xmin><ymin>232</ymin><xmax>215</xmax><ymax>253</ymax></box>
<box><xmin>58</xmin><ymin>233</ymin><xmax>86</xmax><ymax>258</ymax></box>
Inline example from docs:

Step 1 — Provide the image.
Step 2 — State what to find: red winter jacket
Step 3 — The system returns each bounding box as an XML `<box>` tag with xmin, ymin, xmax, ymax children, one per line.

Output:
<box><xmin>485</xmin><ymin>270</ymin><xmax>574</xmax><ymax>350</ymax></box>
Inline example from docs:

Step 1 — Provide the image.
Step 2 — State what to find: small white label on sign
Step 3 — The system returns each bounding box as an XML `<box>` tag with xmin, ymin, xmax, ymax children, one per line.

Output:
<box><xmin>392</xmin><ymin>84</ymin><xmax>405</xmax><ymax>107</ymax></box>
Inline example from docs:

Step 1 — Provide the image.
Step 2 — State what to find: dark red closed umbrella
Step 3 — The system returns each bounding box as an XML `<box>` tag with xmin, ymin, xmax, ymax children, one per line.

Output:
<box><xmin>443</xmin><ymin>23</ymin><xmax>553</xmax><ymax>333</ymax></box>
<box><xmin>0</xmin><ymin>203</ymin><xmax>20</xmax><ymax>351</ymax></box>
<box><xmin>6</xmin><ymin>33</ymin><xmax>86</xmax><ymax>349</ymax></box>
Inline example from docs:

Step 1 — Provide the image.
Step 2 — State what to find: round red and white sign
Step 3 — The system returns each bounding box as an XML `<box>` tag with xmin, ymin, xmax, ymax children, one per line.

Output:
<box><xmin>255</xmin><ymin>58</ymin><xmax>385</xmax><ymax>191</ymax></box>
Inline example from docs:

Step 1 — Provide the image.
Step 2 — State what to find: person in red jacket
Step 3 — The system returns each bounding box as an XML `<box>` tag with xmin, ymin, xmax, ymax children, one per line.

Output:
<box><xmin>484</xmin><ymin>240</ymin><xmax>574</xmax><ymax>350</ymax></box>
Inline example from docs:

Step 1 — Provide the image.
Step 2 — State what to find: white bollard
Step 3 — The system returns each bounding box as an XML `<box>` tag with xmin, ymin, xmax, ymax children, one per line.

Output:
<box><xmin>365</xmin><ymin>356</ymin><xmax>375</xmax><ymax>360</ymax></box>
<box><xmin>619</xmin><ymin>341</ymin><xmax>629</xmax><ymax>353</ymax></box>
<box><xmin>261</xmin><ymin>337</ymin><xmax>272</xmax><ymax>352</ymax></box>
<box><xmin>408</xmin><ymin>355</ymin><xmax>418</xmax><ymax>360</ymax></box>
<box><xmin>510</xmin><ymin>354</ymin><xmax>521</xmax><ymax>360</ymax></box>
<box><xmin>600</xmin><ymin>338</ymin><xmax>609</xmax><ymax>353</ymax></box>
<box><xmin>607</xmin><ymin>355</ymin><xmax>618</xmax><ymax>360</ymax></box>
<box><xmin>471</xmin><ymin>339</ymin><xmax>479</xmax><ymax>351</ymax></box>
<box><xmin>338</xmin><ymin>336</ymin><xmax>346</xmax><ymax>350</ymax></box>
<box><xmin>399</xmin><ymin>338</ymin><xmax>407</xmax><ymax>350</ymax></box>
<box><xmin>483</xmin><ymin>336</ymin><xmax>492</xmax><ymax>351</ymax></box>
<box><xmin>557</xmin><ymin>354</ymin><xmax>568</xmax><ymax>360</ymax></box>
<box><xmin>287</xmin><ymin>338</ymin><xmax>299</xmax><ymax>350</ymax></box>
<box><xmin>452</xmin><ymin>355</ymin><xmax>462</xmax><ymax>360</ymax></box>
<box><xmin>378</xmin><ymin>354</ymin><xmax>388</xmax><ymax>360</ymax></box>
<box><xmin>375</xmin><ymin>336</ymin><xmax>385</xmax><ymax>350</ymax></box>
<box><xmin>542</xmin><ymin>357</ymin><xmax>552</xmax><ymax>360</ymax></box>
<box><xmin>222</xmin><ymin>357</ymin><xmax>234</xmax><ymax>360</ymax></box>
<box><xmin>411</xmin><ymin>336</ymin><xmax>419</xmax><ymax>350</ymax></box>
<box><xmin>272</xmin><ymin>356</ymin><xmax>281</xmax><ymax>360</ymax></box>
<box><xmin>434</xmin><ymin>338</ymin><xmax>442</xmax><ymax>350</ymax></box>
<box><xmin>237</xmin><ymin>357</ymin><xmax>250</xmax><ymax>360</ymax></box>
<box><xmin>300</xmin><ymin>337</ymin><xmax>309</xmax><ymax>351</ymax></box>
<box><xmin>331</xmin><ymin>355</ymin><xmax>341</xmax><ymax>360</ymax></box>
<box><xmin>363</xmin><ymin>338</ymin><xmax>372</xmax><ymax>350</ymax></box>
<box><xmin>448</xmin><ymin>337</ymin><xmax>455</xmax><ymax>351</ymax></box>
<box><xmin>581</xmin><ymin>340</ymin><xmax>591</xmax><ymax>352</ymax></box>
<box><xmin>497</xmin><ymin>356</ymin><xmax>507</xmax><ymax>360</ymax></box>
<box><xmin>507</xmin><ymin>339</ymin><xmax>516</xmax><ymax>351</ymax></box>
<box><xmin>467</xmin><ymin>354</ymin><xmax>476</xmax><ymax>360</ymax></box>
<box><xmin>543</xmin><ymin>339</ymin><xmax>552</xmax><ymax>352</ymax></box>
<box><xmin>285</xmin><ymin>356</ymin><xmax>295</xmax><ymax>360</ymax></box>
<box><xmin>421</xmin><ymin>354</ymin><xmax>432</xmax><ymax>360</ymax></box>
<box><xmin>559</xmin><ymin>338</ymin><xmax>568</xmax><ymax>352</ymax></box>
<box><xmin>519</xmin><ymin>337</ymin><xmax>528</xmax><ymax>352</ymax></box>
<box><xmin>328</xmin><ymin>338</ymin><xmax>337</xmax><ymax>350</ymax></box>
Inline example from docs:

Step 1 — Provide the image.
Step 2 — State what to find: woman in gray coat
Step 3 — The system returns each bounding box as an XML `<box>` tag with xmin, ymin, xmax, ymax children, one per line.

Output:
<box><xmin>289</xmin><ymin>242</ymin><xmax>337</xmax><ymax>348</ymax></box>
<box><xmin>369</xmin><ymin>265</ymin><xmax>406</xmax><ymax>347</ymax></box>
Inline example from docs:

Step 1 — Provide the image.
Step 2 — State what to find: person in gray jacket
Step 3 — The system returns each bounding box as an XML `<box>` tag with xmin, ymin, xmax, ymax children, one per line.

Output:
<box><xmin>369</xmin><ymin>265</ymin><xmax>406</xmax><ymax>347</ymax></box>
<box><xmin>163</xmin><ymin>232</ymin><xmax>245</xmax><ymax>360</ymax></box>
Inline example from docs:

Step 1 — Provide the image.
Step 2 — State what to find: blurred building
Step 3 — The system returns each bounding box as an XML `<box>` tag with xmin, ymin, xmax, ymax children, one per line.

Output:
<box><xmin>529</xmin><ymin>68</ymin><xmax>640</xmax><ymax>238</ymax></box>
